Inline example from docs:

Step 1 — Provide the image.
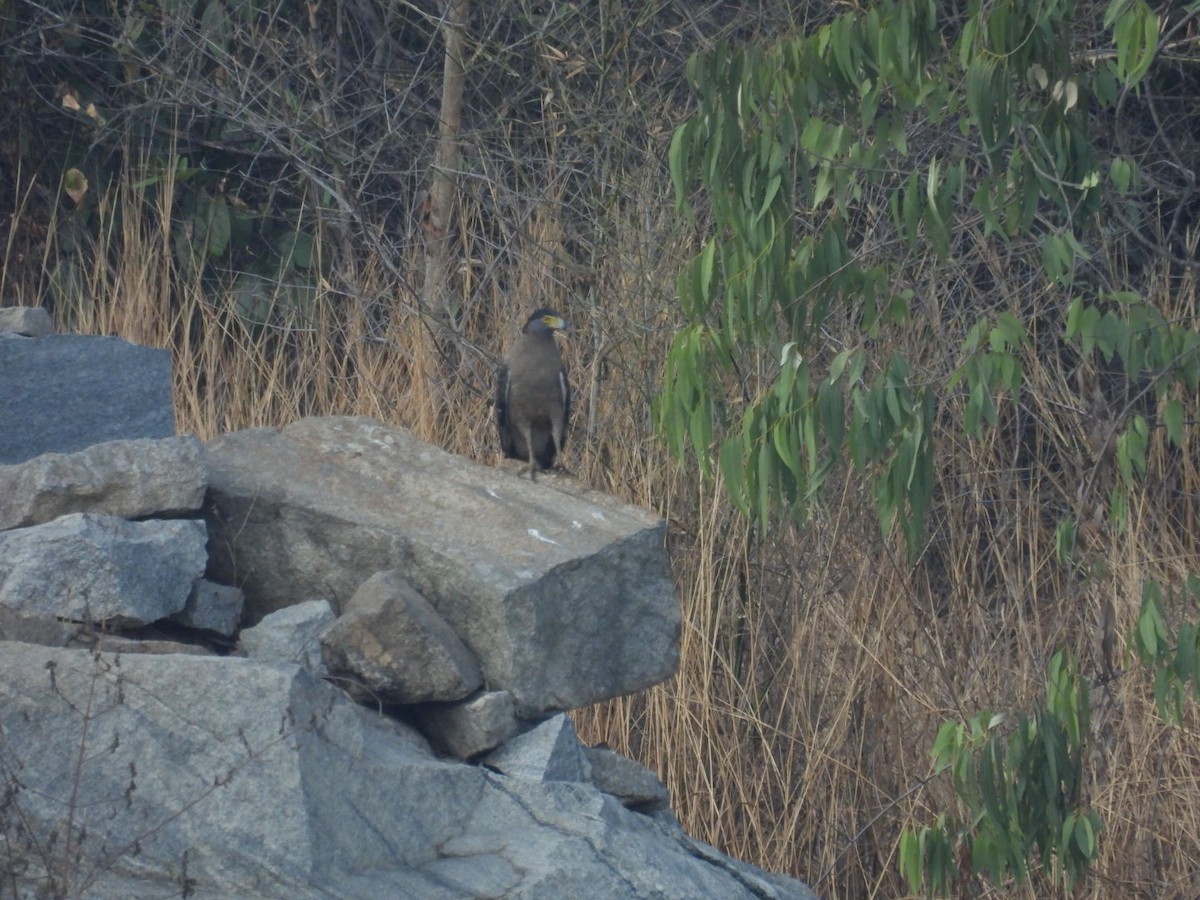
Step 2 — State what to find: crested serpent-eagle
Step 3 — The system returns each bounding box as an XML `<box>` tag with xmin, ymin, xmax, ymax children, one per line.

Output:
<box><xmin>495</xmin><ymin>309</ymin><xmax>570</xmax><ymax>479</ymax></box>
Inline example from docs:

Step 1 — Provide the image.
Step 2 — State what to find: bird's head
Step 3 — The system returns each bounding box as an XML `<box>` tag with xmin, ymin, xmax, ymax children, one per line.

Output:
<box><xmin>524</xmin><ymin>308</ymin><xmax>569</xmax><ymax>336</ymax></box>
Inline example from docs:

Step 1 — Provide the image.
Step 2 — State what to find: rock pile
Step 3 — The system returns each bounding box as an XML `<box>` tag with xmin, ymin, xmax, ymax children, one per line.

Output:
<box><xmin>0</xmin><ymin>310</ymin><xmax>816</xmax><ymax>899</ymax></box>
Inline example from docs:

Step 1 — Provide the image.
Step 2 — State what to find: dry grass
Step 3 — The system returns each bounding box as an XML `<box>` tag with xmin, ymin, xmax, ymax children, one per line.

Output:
<box><xmin>6</xmin><ymin>20</ymin><xmax>1200</xmax><ymax>896</ymax></box>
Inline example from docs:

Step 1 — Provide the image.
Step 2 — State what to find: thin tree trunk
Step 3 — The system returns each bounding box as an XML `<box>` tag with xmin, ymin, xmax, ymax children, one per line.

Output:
<box><xmin>422</xmin><ymin>0</ymin><xmax>468</xmax><ymax>329</ymax></box>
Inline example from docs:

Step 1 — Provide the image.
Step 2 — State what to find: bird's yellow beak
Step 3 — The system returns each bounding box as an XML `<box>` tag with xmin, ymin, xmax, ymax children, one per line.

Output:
<box><xmin>543</xmin><ymin>314</ymin><xmax>568</xmax><ymax>333</ymax></box>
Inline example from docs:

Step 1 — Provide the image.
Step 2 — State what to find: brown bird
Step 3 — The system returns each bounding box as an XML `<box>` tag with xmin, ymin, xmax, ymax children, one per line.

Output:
<box><xmin>495</xmin><ymin>309</ymin><xmax>570</xmax><ymax>480</ymax></box>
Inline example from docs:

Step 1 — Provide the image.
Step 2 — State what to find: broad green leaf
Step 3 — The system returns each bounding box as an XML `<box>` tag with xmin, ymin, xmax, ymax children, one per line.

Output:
<box><xmin>698</xmin><ymin>239</ymin><xmax>716</xmax><ymax>304</ymax></box>
<box><xmin>199</xmin><ymin>0</ymin><xmax>231</xmax><ymax>52</ymax></box>
<box><xmin>1164</xmin><ymin>398</ymin><xmax>1185</xmax><ymax>449</ymax></box>
<box><xmin>1109</xmin><ymin>156</ymin><xmax>1133</xmax><ymax>193</ymax></box>
<box><xmin>1176</xmin><ymin>623</ymin><xmax>1199</xmax><ymax>688</ymax></box>
<box><xmin>668</xmin><ymin>123</ymin><xmax>691</xmax><ymax>212</ymax></box>
<box><xmin>772</xmin><ymin>417</ymin><xmax>800</xmax><ymax>481</ymax></box>
<box><xmin>688</xmin><ymin>403</ymin><xmax>714</xmax><ymax>471</ymax></box>
<box><xmin>720</xmin><ymin>436</ymin><xmax>749</xmax><ymax>512</ymax></box>
<box><xmin>994</xmin><ymin>311</ymin><xmax>1026</xmax><ymax>347</ymax></box>
<box><xmin>819</xmin><ymin>379</ymin><xmax>845</xmax><ymax>457</ymax></box>
<box><xmin>277</xmin><ymin>230</ymin><xmax>314</xmax><ymax>270</ymax></box>
<box><xmin>1113</xmin><ymin>0</ymin><xmax>1159</xmax><ymax>85</ymax></box>
<box><xmin>1138</xmin><ymin>592</ymin><xmax>1161</xmax><ymax>658</ymax></box>
<box><xmin>755</xmin><ymin>173</ymin><xmax>782</xmax><ymax>223</ymax></box>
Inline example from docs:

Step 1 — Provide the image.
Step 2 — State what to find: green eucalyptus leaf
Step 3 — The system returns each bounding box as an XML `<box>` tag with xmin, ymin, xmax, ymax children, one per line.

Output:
<box><xmin>1164</xmin><ymin>398</ymin><xmax>1185</xmax><ymax>449</ymax></box>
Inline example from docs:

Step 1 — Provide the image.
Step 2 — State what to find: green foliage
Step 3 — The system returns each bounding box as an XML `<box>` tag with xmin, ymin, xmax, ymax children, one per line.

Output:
<box><xmin>903</xmin><ymin>583</ymin><xmax>1200</xmax><ymax>896</ymax></box>
<box><xmin>947</xmin><ymin>312</ymin><xmax>1029</xmax><ymax>437</ymax></box>
<box><xmin>900</xmin><ymin>651</ymin><xmax>1102</xmax><ymax>895</ymax></box>
<box><xmin>1106</xmin><ymin>0</ymin><xmax>1160</xmax><ymax>84</ymax></box>
<box><xmin>1134</xmin><ymin>579</ymin><xmax>1200</xmax><ymax>725</ymax></box>
<box><xmin>12</xmin><ymin>1</ymin><xmax>331</xmax><ymax>329</ymax></box>
<box><xmin>1064</xmin><ymin>290</ymin><xmax>1200</xmax><ymax>529</ymax></box>
<box><xmin>662</xmin><ymin>0</ymin><xmax>1164</xmax><ymax>550</ymax></box>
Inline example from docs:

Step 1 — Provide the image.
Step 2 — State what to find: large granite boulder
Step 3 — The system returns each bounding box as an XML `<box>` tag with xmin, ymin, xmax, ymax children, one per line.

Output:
<box><xmin>0</xmin><ymin>642</ymin><xmax>815</xmax><ymax>900</ymax></box>
<box><xmin>204</xmin><ymin>416</ymin><xmax>680</xmax><ymax>716</ymax></box>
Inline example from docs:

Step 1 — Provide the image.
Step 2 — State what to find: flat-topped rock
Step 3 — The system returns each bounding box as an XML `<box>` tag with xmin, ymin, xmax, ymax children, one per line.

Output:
<box><xmin>204</xmin><ymin>416</ymin><xmax>680</xmax><ymax>716</ymax></box>
<box><xmin>0</xmin><ymin>435</ymin><xmax>206</xmax><ymax>531</ymax></box>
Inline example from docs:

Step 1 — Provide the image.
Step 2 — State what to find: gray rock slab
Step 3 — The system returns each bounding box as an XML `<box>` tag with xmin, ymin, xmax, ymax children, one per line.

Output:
<box><xmin>0</xmin><ymin>334</ymin><xmax>174</xmax><ymax>464</ymax></box>
<box><xmin>0</xmin><ymin>642</ymin><xmax>816</xmax><ymax>900</ymax></box>
<box><xmin>0</xmin><ymin>435</ymin><xmax>206</xmax><ymax>531</ymax></box>
<box><xmin>417</xmin><ymin>690</ymin><xmax>521</xmax><ymax>759</ymax></box>
<box><xmin>204</xmin><ymin>416</ymin><xmax>680</xmax><ymax>716</ymax></box>
<box><xmin>174</xmin><ymin>579</ymin><xmax>244</xmax><ymax>636</ymax></box>
<box><xmin>320</xmin><ymin>570</ymin><xmax>483</xmax><ymax>705</ymax></box>
<box><xmin>482</xmin><ymin>713</ymin><xmax>588</xmax><ymax>783</ymax></box>
<box><xmin>0</xmin><ymin>513</ymin><xmax>207</xmax><ymax>626</ymax></box>
<box><xmin>0</xmin><ymin>305</ymin><xmax>53</xmax><ymax>336</ymax></box>
<box><xmin>239</xmin><ymin>599</ymin><xmax>335</xmax><ymax>675</ymax></box>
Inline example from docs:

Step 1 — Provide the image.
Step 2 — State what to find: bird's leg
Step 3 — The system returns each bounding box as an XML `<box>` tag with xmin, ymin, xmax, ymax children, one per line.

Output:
<box><xmin>523</xmin><ymin>423</ymin><xmax>537</xmax><ymax>481</ymax></box>
<box><xmin>551</xmin><ymin>420</ymin><xmax>564</xmax><ymax>470</ymax></box>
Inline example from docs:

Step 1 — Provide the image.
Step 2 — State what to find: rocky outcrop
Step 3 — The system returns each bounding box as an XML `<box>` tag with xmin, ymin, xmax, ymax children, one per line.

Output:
<box><xmin>204</xmin><ymin>416</ymin><xmax>681</xmax><ymax>717</ymax></box>
<box><xmin>1</xmin><ymin>641</ymin><xmax>810</xmax><ymax>899</ymax></box>
<box><xmin>0</xmin><ymin>313</ymin><xmax>816</xmax><ymax>899</ymax></box>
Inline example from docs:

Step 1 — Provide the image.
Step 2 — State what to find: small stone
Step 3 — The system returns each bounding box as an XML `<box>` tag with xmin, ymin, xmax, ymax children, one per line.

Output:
<box><xmin>174</xmin><ymin>579</ymin><xmax>244</xmax><ymax>637</ymax></box>
<box><xmin>239</xmin><ymin>599</ymin><xmax>335</xmax><ymax>675</ymax></box>
<box><xmin>417</xmin><ymin>690</ymin><xmax>521</xmax><ymax>759</ymax></box>
<box><xmin>0</xmin><ymin>306</ymin><xmax>53</xmax><ymax>337</ymax></box>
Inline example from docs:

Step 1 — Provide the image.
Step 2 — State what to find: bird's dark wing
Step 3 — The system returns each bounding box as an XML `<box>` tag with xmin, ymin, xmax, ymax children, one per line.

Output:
<box><xmin>495</xmin><ymin>362</ymin><xmax>517</xmax><ymax>458</ymax></box>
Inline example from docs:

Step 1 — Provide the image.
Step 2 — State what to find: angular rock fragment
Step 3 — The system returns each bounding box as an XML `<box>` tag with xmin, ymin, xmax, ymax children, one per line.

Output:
<box><xmin>320</xmin><ymin>570</ymin><xmax>483</xmax><ymax>705</ymax></box>
<box><xmin>173</xmin><ymin>578</ymin><xmax>244</xmax><ymax>637</ymax></box>
<box><xmin>0</xmin><ymin>513</ymin><xmax>206</xmax><ymax>626</ymax></box>
<box><xmin>0</xmin><ymin>305</ymin><xmax>53</xmax><ymax>336</ymax></box>
<box><xmin>239</xmin><ymin>598</ymin><xmax>335</xmax><ymax>675</ymax></box>
<box><xmin>417</xmin><ymin>690</ymin><xmax>521</xmax><ymax>759</ymax></box>
<box><xmin>481</xmin><ymin>712</ymin><xmax>588</xmax><ymax>783</ymax></box>
<box><xmin>583</xmin><ymin>743</ymin><xmax>672</xmax><ymax>814</ymax></box>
